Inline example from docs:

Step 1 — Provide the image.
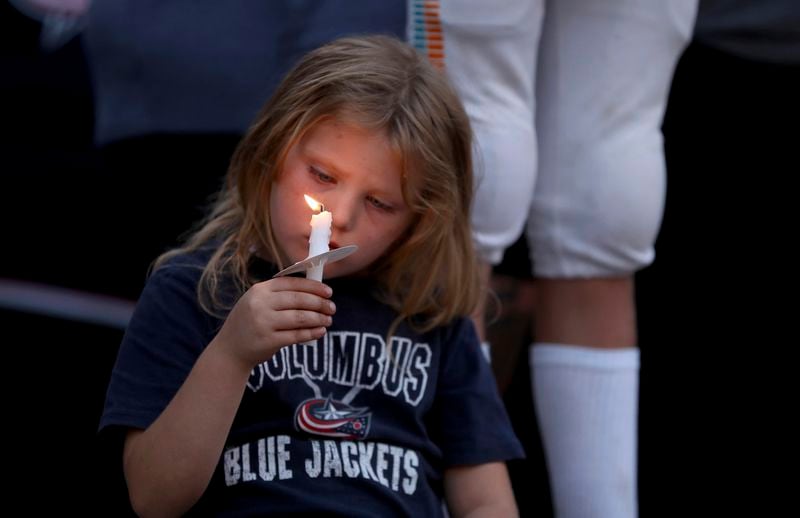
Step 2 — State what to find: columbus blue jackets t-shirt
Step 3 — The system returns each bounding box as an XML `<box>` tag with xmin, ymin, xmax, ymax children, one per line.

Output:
<box><xmin>100</xmin><ymin>248</ymin><xmax>523</xmax><ymax>516</ymax></box>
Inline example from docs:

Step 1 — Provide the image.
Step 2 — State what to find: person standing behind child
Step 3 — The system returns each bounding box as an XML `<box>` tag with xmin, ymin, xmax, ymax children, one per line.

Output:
<box><xmin>410</xmin><ymin>1</ymin><xmax>698</xmax><ymax>516</ymax></box>
<box><xmin>99</xmin><ymin>35</ymin><xmax>523</xmax><ymax>517</ymax></box>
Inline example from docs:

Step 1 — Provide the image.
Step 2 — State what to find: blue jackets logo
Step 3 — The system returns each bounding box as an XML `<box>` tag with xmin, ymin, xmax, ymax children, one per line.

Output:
<box><xmin>295</xmin><ymin>395</ymin><xmax>371</xmax><ymax>439</ymax></box>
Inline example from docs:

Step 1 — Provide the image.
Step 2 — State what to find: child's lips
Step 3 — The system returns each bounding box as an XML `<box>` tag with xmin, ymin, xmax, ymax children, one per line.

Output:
<box><xmin>303</xmin><ymin>237</ymin><xmax>340</xmax><ymax>251</ymax></box>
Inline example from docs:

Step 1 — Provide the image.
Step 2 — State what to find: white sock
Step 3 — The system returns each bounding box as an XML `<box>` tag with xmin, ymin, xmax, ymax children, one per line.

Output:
<box><xmin>530</xmin><ymin>343</ymin><xmax>640</xmax><ymax>518</ymax></box>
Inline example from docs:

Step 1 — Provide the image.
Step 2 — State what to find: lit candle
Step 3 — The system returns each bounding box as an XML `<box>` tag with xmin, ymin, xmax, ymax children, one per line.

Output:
<box><xmin>304</xmin><ymin>195</ymin><xmax>332</xmax><ymax>281</ymax></box>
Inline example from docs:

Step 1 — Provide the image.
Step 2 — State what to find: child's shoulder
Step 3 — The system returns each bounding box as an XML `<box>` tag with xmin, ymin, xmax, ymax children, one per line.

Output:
<box><xmin>408</xmin><ymin>314</ymin><xmax>477</xmax><ymax>351</ymax></box>
<box><xmin>438</xmin><ymin>315</ymin><xmax>478</xmax><ymax>344</ymax></box>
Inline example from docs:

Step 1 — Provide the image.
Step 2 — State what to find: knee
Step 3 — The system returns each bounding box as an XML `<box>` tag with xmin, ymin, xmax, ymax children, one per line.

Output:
<box><xmin>529</xmin><ymin>137</ymin><xmax>666</xmax><ymax>278</ymax></box>
<box><xmin>471</xmin><ymin>121</ymin><xmax>537</xmax><ymax>265</ymax></box>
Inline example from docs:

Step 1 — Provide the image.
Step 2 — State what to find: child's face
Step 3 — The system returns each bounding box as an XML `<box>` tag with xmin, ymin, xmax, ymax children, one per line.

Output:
<box><xmin>270</xmin><ymin>118</ymin><xmax>413</xmax><ymax>278</ymax></box>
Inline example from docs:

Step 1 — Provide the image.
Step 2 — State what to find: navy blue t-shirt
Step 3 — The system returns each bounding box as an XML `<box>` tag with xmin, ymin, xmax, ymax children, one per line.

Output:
<box><xmin>100</xmin><ymin>249</ymin><xmax>523</xmax><ymax>516</ymax></box>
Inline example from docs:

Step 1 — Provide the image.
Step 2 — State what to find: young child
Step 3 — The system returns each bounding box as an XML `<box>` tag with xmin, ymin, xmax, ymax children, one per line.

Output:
<box><xmin>99</xmin><ymin>35</ymin><xmax>523</xmax><ymax>517</ymax></box>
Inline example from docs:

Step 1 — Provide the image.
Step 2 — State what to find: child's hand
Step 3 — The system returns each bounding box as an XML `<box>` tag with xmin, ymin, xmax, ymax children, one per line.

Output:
<box><xmin>214</xmin><ymin>277</ymin><xmax>335</xmax><ymax>369</ymax></box>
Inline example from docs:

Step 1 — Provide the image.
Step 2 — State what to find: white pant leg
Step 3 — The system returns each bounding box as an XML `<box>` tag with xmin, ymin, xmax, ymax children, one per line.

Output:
<box><xmin>436</xmin><ymin>0</ymin><xmax>544</xmax><ymax>265</ymax></box>
<box><xmin>529</xmin><ymin>0</ymin><xmax>698</xmax><ymax>278</ymax></box>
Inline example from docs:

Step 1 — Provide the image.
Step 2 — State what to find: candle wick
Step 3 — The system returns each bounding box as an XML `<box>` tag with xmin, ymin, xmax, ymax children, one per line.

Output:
<box><xmin>319</xmin><ymin>204</ymin><xmax>325</xmax><ymax>213</ymax></box>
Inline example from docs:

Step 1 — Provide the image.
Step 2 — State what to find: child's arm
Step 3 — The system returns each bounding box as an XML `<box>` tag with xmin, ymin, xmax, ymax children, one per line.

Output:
<box><xmin>122</xmin><ymin>340</ymin><xmax>252</xmax><ymax>517</ymax></box>
<box><xmin>122</xmin><ymin>277</ymin><xmax>335</xmax><ymax>517</ymax></box>
<box><xmin>444</xmin><ymin>462</ymin><xmax>518</xmax><ymax>518</ymax></box>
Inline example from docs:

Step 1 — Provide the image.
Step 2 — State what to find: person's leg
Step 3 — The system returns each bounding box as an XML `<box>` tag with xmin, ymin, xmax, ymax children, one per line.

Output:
<box><xmin>470</xmin><ymin>261</ymin><xmax>492</xmax><ymax>342</ymax></box>
<box><xmin>534</xmin><ymin>278</ymin><xmax>636</xmax><ymax>348</ymax></box>
<box><xmin>528</xmin><ymin>0</ymin><xmax>697</xmax><ymax>516</ymax></box>
<box><xmin>433</xmin><ymin>0</ymin><xmax>544</xmax><ymax>354</ymax></box>
<box><xmin>530</xmin><ymin>278</ymin><xmax>639</xmax><ymax>516</ymax></box>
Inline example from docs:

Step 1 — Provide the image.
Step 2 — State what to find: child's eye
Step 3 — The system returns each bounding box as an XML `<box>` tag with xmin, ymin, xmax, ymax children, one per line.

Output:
<box><xmin>309</xmin><ymin>166</ymin><xmax>335</xmax><ymax>184</ymax></box>
<box><xmin>367</xmin><ymin>195</ymin><xmax>393</xmax><ymax>212</ymax></box>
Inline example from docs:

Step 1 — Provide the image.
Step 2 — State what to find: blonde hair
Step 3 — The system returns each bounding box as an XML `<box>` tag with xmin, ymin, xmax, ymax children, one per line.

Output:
<box><xmin>155</xmin><ymin>35</ymin><xmax>480</xmax><ymax>333</ymax></box>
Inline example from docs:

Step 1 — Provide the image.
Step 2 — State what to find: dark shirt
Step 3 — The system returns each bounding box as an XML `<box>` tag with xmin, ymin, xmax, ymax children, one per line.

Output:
<box><xmin>100</xmin><ymin>248</ymin><xmax>523</xmax><ymax>516</ymax></box>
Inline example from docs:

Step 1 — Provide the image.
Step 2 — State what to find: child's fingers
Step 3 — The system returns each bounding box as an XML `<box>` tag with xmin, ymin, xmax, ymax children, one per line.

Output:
<box><xmin>271</xmin><ymin>291</ymin><xmax>336</xmax><ymax>315</ymax></box>
<box><xmin>273</xmin><ymin>309</ymin><xmax>333</xmax><ymax>331</ymax></box>
<box><xmin>268</xmin><ymin>277</ymin><xmax>332</xmax><ymax>297</ymax></box>
<box><xmin>271</xmin><ymin>327</ymin><xmax>327</xmax><ymax>346</ymax></box>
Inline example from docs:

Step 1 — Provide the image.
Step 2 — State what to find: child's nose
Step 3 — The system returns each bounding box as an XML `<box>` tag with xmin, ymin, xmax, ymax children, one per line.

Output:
<box><xmin>329</xmin><ymin>194</ymin><xmax>361</xmax><ymax>233</ymax></box>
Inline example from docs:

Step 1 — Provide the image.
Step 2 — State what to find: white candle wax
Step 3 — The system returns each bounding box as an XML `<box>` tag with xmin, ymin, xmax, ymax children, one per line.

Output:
<box><xmin>306</xmin><ymin>209</ymin><xmax>332</xmax><ymax>281</ymax></box>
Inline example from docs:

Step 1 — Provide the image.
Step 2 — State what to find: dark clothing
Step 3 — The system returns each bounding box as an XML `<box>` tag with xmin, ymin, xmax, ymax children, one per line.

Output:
<box><xmin>83</xmin><ymin>0</ymin><xmax>407</xmax><ymax>145</ymax></box>
<box><xmin>100</xmin><ymin>247</ymin><xmax>523</xmax><ymax>516</ymax></box>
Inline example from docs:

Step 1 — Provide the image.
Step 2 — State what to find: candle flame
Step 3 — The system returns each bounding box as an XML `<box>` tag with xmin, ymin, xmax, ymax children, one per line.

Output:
<box><xmin>304</xmin><ymin>194</ymin><xmax>323</xmax><ymax>213</ymax></box>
